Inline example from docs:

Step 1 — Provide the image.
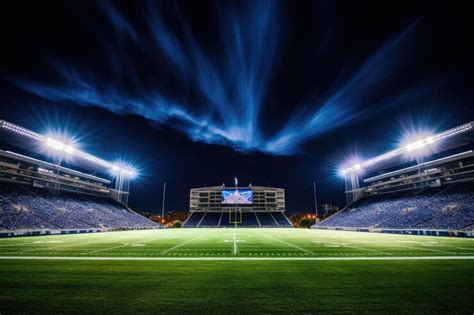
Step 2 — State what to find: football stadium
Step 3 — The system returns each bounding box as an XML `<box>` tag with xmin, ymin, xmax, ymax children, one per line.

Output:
<box><xmin>1</xmin><ymin>119</ymin><xmax>474</xmax><ymax>313</ymax></box>
<box><xmin>1</xmin><ymin>1</ymin><xmax>474</xmax><ymax>313</ymax></box>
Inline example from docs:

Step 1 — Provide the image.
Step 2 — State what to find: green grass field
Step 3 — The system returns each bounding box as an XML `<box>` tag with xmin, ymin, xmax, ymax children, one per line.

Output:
<box><xmin>1</xmin><ymin>228</ymin><xmax>474</xmax><ymax>313</ymax></box>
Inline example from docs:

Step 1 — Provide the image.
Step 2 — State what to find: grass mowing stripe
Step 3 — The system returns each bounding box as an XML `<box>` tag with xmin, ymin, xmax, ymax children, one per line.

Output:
<box><xmin>1</xmin><ymin>255</ymin><xmax>474</xmax><ymax>261</ymax></box>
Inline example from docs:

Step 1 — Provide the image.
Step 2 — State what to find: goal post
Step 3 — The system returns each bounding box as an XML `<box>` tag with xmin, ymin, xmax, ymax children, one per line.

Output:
<box><xmin>229</xmin><ymin>208</ymin><xmax>242</xmax><ymax>225</ymax></box>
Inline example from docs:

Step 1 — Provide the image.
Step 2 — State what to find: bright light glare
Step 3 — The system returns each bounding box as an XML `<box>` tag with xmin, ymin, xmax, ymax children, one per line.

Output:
<box><xmin>425</xmin><ymin>136</ymin><xmax>435</xmax><ymax>144</ymax></box>
<box><xmin>110</xmin><ymin>164</ymin><xmax>137</xmax><ymax>178</ymax></box>
<box><xmin>46</xmin><ymin>138</ymin><xmax>65</xmax><ymax>150</ymax></box>
<box><xmin>46</xmin><ymin>138</ymin><xmax>74</xmax><ymax>153</ymax></box>
<box><xmin>405</xmin><ymin>140</ymin><xmax>426</xmax><ymax>152</ymax></box>
<box><xmin>64</xmin><ymin>145</ymin><xmax>74</xmax><ymax>154</ymax></box>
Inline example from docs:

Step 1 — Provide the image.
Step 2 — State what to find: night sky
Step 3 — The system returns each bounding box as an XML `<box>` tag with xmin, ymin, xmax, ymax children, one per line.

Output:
<box><xmin>0</xmin><ymin>0</ymin><xmax>473</xmax><ymax>214</ymax></box>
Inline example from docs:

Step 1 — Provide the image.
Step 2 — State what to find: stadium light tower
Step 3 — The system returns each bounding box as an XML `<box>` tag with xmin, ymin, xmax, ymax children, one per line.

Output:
<box><xmin>339</xmin><ymin>121</ymin><xmax>473</xmax><ymax>205</ymax></box>
<box><xmin>0</xmin><ymin>119</ymin><xmax>136</xmax><ymax>206</ymax></box>
<box><xmin>45</xmin><ymin>138</ymin><xmax>75</xmax><ymax>153</ymax></box>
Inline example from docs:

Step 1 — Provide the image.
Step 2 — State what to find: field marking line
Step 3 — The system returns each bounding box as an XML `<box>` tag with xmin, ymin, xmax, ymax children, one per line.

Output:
<box><xmin>9</xmin><ymin>236</ymin><xmax>111</xmax><ymax>254</ymax></box>
<box><xmin>83</xmin><ymin>230</ymin><xmax>181</xmax><ymax>255</ymax></box>
<box><xmin>396</xmin><ymin>244</ymin><xmax>453</xmax><ymax>255</ymax></box>
<box><xmin>318</xmin><ymin>233</ymin><xmax>389</xmax><ymax>254</ymax></box>
<box><xmin>261</xmin><ymin>232</ymin><xmax>313</xmax><ymax>255</ymax></box>
<box><xmin>5</xmin><ymin>232</ymin><xmax>158</xmax><ymax>255</ymax></box>
<box><xmin>233</xmin><ymin>229</ymin><xmax>237</xmax><ymax>255</ymax></box>
<box><xmin>318</xmin><ymin>232</ymin><xmax>465</xmax><ymax>255</ymax></box>
<box><xmin>313</xmin><ymin>239</ymin><xmax>385</xmax><ymax>255</ymax></box>
<box><xmin>0</xmin><ymin>256</ymin><xmax>473</xmax><ymax>261</ymax></box>
<box><xmin>161</xmin><ymin>230</ymin><xmax>216</xmax><ymax>255</ymax></box>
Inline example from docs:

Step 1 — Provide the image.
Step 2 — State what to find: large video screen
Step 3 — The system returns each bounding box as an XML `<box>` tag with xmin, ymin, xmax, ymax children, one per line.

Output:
<box><xmin>221</xmin><ymin>189</ymin><xmax>253</xmax><ymax>205</ymax></box>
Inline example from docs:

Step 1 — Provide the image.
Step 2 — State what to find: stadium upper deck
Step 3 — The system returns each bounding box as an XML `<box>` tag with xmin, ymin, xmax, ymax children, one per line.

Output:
<box><xmin>340</xmin><ymin>121</ymin><xmax>474</xmax><ymax>203</ymax></box>
<box><xmin>363</xmin><ymin>150</ymin><xmax>474</xmax><ymax>196</ymax></box>
<box><xmin>314</xmin><ymin>121</ymin><xmax>474</xmax><ymax>235</ymax></box>
<box><xmin>0</xmin><ymin>119</ymin><xmax>160</xmax><ymax>234</ymax></box>
<box><xmin>0</xmin><ymin>150</ymin><xmax>111</xmax><ymax>197</ymax></box>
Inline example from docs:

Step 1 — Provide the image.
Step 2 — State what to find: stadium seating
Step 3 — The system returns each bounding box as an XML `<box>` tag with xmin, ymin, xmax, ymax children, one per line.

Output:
<box><xmin>242</xmin><ymin>212</ymin><xmax>259</xmax><ymax>227</ymax></box>
<box><xmin>183</xmin><ymin>212</ymin><xmax>205</xmax><ymax>227</ymax></box>
<box><xmin>316</xmin><ymin>182</ymin><xmax>474</xmax><ymax>231</ymax></box>
<box><xmin>0</xmin><ymin>182</ymin><xmax>158</xmax><ymax>230</ymax></box>
<box><xmin>255</xmin><ymin>212</ymin><xmax>278</xmax><ymax>226</ymax></box>
<box><xmin>272</xmin><ymin>212</ymin><xmax>293</xmax><ymax>227</ymax></box>
<box><xmin>198</xmin><ymin>212</ymin><xmax>221</xmax><ymax>227</ymax></box>
<box><xmin>183</xmin><ymin>211</ymin><xmax>292</xmax><ymax>227</ymax></box>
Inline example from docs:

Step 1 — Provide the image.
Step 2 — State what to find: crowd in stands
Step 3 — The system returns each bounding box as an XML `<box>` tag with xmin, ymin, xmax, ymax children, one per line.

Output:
<box><xmin>316</xmin><ymin>182</ymin><xmax>474</xmax><ymax>231</ymax></box>
<box><xmin>0</xmin><ymin>182</ymin><xmax>158</xmax><ymax>230</ymax></box>
<box><xmin>184</xmin><ymin>211</ymin><xmax>292</xmax><ymax>227</ymax></box>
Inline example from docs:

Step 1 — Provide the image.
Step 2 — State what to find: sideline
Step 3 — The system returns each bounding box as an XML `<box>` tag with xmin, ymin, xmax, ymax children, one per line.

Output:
<box><xmin>1</xmin><ymin>255</ymin><xmax>473</xmax><ymax>261</ymax></box>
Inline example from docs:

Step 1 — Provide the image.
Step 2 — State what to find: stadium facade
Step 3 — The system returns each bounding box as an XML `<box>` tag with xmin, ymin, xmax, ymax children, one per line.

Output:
<box><xmin>314</xmin><ymin>121</ymin><xmax>474</xmax><ymax>237</ymax></box>
<box><xmin>184</xmin><ymin>186</ymin><xmax>292</xmax><ymax>227</ymax></box>
<box><xmin>0</xmin><ymin>119</ymin><xmax>160</xmax><ymax>236</ymax></box>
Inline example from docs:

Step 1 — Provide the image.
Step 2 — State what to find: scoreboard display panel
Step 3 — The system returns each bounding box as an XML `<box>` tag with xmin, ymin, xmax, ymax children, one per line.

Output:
<box><xmin>221</xmin><ymin>189</ymin><xmax>253</xmax><ymax>205</ymax></box>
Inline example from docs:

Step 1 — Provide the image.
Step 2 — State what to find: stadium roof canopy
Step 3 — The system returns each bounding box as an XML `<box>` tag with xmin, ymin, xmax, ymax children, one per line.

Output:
<box><xmin>0</xmin><ymin>119</ymin><xmax>134</xmax><ymax>176</ymax></box>
<box><xmin>363</xmin><ymin>149</ymin><xmax>474</xmax><ymax>183</ymax></box>
<box><xmin>342</xmin><ymin>121</ymin><xmax>474</xmax><ymax>176</ymax></box>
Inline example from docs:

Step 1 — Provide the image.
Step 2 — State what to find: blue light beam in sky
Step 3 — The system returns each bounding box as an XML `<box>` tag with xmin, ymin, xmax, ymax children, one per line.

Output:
<box><xmin>9</xmin><ymin>2</ymin><xmax>424</xmax><ymax>156</ymax></box>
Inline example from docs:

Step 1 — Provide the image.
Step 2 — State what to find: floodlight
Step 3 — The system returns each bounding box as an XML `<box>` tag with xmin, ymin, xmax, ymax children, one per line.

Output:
<box><xmin>1</xmin><ymin>120</ymin><xmax>142</xmax><ymax>184</ymax></box>
<box><xmin>425</xmin><ymin>136</ymin><xmax>435</xmax><ymax>144</ymax></box>
<box><xmin>46</xmin><ymin>138</ymin><xmax>75</xmax><ymax>154</ymax></box>
<box><xmin>405</xmin><ymin>140</ymin><xmax>425</xmax><ymax>152</ymax></box>
<box><xmin>336</xmin><ymin>121</ymin><xmax>473</xmax><ymax>179</ymax></box>
<box><xmin>64</xmin><ymin>145</ymin><xmax>74</xmax><ymax>154</ymax></box>
<box><xmin>46</xmin><ymin>138</ymin><xmax>65</xmax><ymax>151</ymax></box>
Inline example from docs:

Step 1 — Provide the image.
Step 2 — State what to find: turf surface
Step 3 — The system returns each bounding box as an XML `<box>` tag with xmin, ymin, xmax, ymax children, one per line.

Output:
<box><xmin>1</xmin><ymin>228</ymin><xmax>473</xmax><ymax>313</ymax></box>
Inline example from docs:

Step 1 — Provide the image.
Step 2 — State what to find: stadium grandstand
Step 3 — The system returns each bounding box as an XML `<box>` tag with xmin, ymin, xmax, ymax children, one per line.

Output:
<box><xmin>184</xmin><ymin>185</ymin><xmax>292</xmax><ymax>227</ymax></box>
<box><xmin>0</xmin><ymin>119</ymin><xmax>160</xmax><ymax>236</ymax></box>
<box><xmin>314</xmin><ymin>121</ymin><xmax>474</xmax><ymax>237</ymax></box>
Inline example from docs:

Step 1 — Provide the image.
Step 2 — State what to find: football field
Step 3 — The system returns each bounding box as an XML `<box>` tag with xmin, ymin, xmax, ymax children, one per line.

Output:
<box><xmin>1</xmin><ymin>228</ymin><xmax>474</xmax><ymax>313</ymax></box>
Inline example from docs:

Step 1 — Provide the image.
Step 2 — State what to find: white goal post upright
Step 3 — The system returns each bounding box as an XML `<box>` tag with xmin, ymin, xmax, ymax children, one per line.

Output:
<box><xmin>229</xmin><ymin>207</ymin><xmax>242</xmax><ymax>255</ymax></box>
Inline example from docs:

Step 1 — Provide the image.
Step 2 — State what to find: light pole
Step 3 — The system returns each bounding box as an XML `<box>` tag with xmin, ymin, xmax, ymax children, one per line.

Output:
<box><xmin>313</xmin><ymin>180</ymin><xmax>318</xmax><ymax>219</ymax></box>
<box><xmin>161</xmin><ymin>182</ymin><xmax>166</xmax><ymax>224</ymax></box>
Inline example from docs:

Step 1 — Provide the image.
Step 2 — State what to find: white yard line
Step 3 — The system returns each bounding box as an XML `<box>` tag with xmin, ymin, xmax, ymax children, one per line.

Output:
<box><xmin>396</xmin><ymin>244</ymin><xmax>453</xmax><ymax>255</ymax></box>
<box><xmin>315</xmin><ymin>239</ymin><xmax>385</xmax><ymax>255</ymax></box>
<box><xmin>233</xmin><ymin>229</ymin><xmax>237</xmax><ymax>255</ymax></box>
<box><xmin>0</xmin><ymin>256</ymin><xmax>473</xmax><ymax>261</ymax></box>
<box><xmin>262</xmin><ymin>232</ymin><xmax>313</xmax><ymax>255</ymax></box>
<box><xmin>161</xmin><ymin>230</ymin><xmax>216</xmax><ymax>255</ymax></box>
<box><xmin>85</xmin><ymin>231</ymin><xmax>180</xmax><ymax>254</ymax></box>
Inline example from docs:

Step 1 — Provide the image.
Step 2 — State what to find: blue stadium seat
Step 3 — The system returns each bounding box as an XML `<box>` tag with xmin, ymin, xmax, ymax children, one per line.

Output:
<box><xmin>316</xmin><ymin>182</ymin><xmax>474</xmax><ymax>231</ymax></box>
<box><xmin>256</xmin><ymin>212</ymin><xmax>278</xmax><ymax>227</ymax></box>
<box><xmin>0</xmin><ymin>182</ymin><xmax>158</xmax><ymax>230</ymax></box>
